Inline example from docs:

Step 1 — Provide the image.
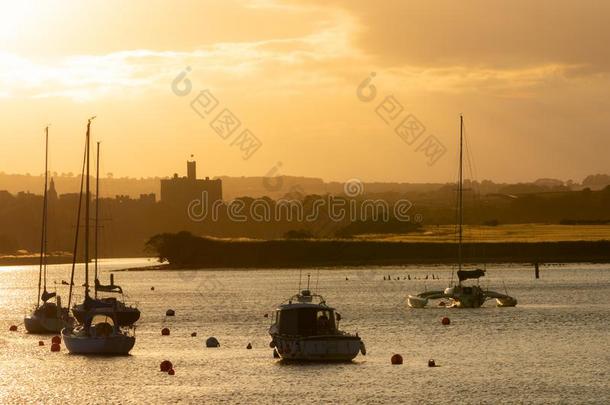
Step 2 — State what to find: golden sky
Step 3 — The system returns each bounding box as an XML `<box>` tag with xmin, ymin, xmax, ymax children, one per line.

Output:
<box><xmin>1</xmin><ymin>0</ymin><xmax>609</xmax><ymax>183</ymax></box>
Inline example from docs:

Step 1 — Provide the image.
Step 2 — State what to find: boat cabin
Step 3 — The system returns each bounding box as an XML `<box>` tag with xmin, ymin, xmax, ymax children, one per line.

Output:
<box><xmin>273</xmin><ymin>290</ymin><xmax>340</xmax><ymax>337</ymax></box>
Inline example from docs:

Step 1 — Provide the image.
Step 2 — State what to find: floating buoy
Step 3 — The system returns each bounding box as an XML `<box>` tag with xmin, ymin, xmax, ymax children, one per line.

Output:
<box><xmin>428</xmin><ymin>359</ymin><xmax>436</xmax><ymax>367</ymax></box>
<box><xmin>160</xmin><ymin>360</ymin><xmax>173</xmax><ymax>372</ymax></box>
<box><xmin>273</xmin><ymin>348</ymin><xmax>280</xmax><ymax>358</ymax></box>
<box><xmin>9</xmin><ymin>325</ymin><xmax>17</xmax><ymax>332</ymax></box>
<box><xmin>51</xmin><ymin>335</ymin><xmax>61</xmax><ymax>345</ymax></box>
<box><xmin>168</xmin><ymin>368</ymin><xmax>175</xmax><ymax>375</ymax></box>
<box><xmin>38</xmin><ymin>341</ymin><xmax>45</xmax><ymax>346</ymax></box>
<box><xmin>206</xmin><ymin>337</ymin><xmax>220</xmax><ymax>348</ymax></box>
<box><xmin>166</xmin><ymin>309</ymin><xmax>175</xmax><ymax>316</ymax></box>
<box><xmin>246</xmin><ymin>343</ymin><xmax>252</xmax><ymax>349</ymax></box>
<box><xmin>161</xmin><ymin>328</ymin><xmax>170</xmax><ymax>336</ymax></box>
<box><xmin>191</xmin><ymin>332</ymin><xmax>197</xmax><ymax>337</ymax></box>
<box><xmin>441</xmin><ymin>317</ymin><xmax>451</xmax><ymax>325</ymax></box>
<box><xmin>50</xmin><ymin>343</ymin><xmax>61</xmax><ymax>352</ymax></box>
<box><xmin>391</xmin><ymin>354</ymin><xmax>403</xmax><ymax>365</ymax></box>
<box><xmin>151</xmin><ymin>286</ymin><xmax>155</xmax><ymax>291</ymax></box>
<box><xmin>263</xmin><ymin>313</ymin><xmax>268</xmax><ymax>318</ymax></box>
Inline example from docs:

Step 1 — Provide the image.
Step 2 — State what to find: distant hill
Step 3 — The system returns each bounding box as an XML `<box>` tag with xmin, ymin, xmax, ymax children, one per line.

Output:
<box><xmin>0</xmin><ymin>171</ymin><xmax>606</xmax><ymax>200</ymax></box>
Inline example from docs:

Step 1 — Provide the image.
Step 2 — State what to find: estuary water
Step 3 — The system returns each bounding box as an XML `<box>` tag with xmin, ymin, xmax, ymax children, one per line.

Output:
<box><xmin>0</xmin><ymin>259</ymin><xmax>609</xmax><ymax>404</ymax></box>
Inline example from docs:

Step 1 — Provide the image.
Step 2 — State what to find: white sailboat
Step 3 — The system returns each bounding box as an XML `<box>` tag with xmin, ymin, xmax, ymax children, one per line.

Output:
<box><xmin>71</xmin><ymin>141</ymin><xmax>140</xmax><ymax>326</ymax></box>
<box><xmin>24</xmin><ymin>126</ymin><xmax>72</xmax><ymax>334</ymax></box>
<box><xmin>407</xmin><ymin>116</ymin><xmax>517</xmax><ymax>309</ymax></box>
<box><xmin>62</xmin><ymin>118</ymin><xmax>135</xmax><ymax>355</ymax></box>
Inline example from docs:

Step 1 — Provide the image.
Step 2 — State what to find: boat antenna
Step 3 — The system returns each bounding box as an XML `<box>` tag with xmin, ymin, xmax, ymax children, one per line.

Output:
<box><xmin>36</xmin><ymin>126</ymin><xmax>49</xmax><ymax>306</ymax></box>
<box><xmin>458</xmin><ymin>114</ymin><xmax>463</xmax><ymax>275</ymax></box>
<box><xmin>84</xmin><ymin>116</ymin><xmax>95</xmax><ymax>298</ymax></box>
<box><xmin>94</xmin><ymin>141</ymin><xmax>100</xmax><ymax>299</ymax></box>
<box><xmin>298</xmin><ymin>268</ymin><xmax>303</xmax><ymax>292</ymax></box>
<box><xmin>67</xmin><ymin>123</ymin><xmax>89</xmax><ymax>309</ymax></box>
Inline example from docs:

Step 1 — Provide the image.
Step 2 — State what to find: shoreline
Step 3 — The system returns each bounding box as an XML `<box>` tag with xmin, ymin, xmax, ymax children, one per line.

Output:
<box><xmin>142</xmin><ymin>235</ymin><xmax>610</xmax><ymax>270</ymax></box>
<box><xmin>118</xmin><ymin>260</ymin><xmax>609</xmax><ymax>272</ymax></box>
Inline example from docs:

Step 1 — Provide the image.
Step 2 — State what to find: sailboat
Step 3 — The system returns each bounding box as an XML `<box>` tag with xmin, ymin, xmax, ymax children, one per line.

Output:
<box><xmin>24</xmin><ymin>127</ymin><xmax>72</xmax><ymax>334</ymax></box>
<box><xmin>407</xmin><ymin>116</ymin><xmax>517</xmax><ymax>309</ymax></box>
<box><xmin>71</xmin><ymin>141</ymin><xmax>141</xmax><ymax>326</ymax></box>
<box><xmin>62</xmin><ymin>118</ymin><xmax>136</xmax><ymax>355</ymax></box>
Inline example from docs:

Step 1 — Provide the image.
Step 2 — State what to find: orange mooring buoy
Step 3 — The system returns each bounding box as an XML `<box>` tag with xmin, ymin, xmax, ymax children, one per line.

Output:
<box><xmin>391</xmin><ymin>354</ymin><xmax>403</xmax><ymax>365</ymax></box>
<box><xmin>9</xmin><ymin>325</ymin><xmax>17</xmax><ymax>332</ymax></box>
<box><xmin>168</xmin><ymin>368</ymin><xmax>175</xmax><ymax>375</ymax></box>
<box><xmin>161</xmin><ymin>327</ymin><xmax>170</xmax><ymax>336</ymax></box>
<box><xmin>50</xmin><ymin>343</ymin><xmax>61</xmax><ymax>352</ymax></box>
<box><xmin>38</xmin><ymin>341</ymin><xmax>45</xmax><ymax>346</ymax></box>
<box><xmin>51</xmin><ymin>335</ymin><xmax>61</xmax><ymax>345</ymax></box>
<box><xmin>428</xmin><ymin>359</ymin><xmax>436</xmax><ymax>367</ymax></box>
<box><xmin>191</xmin><ymin>332</ymin><xmax>197</xmax><ymax>337</ymax></box>
<box><xmin>166</xmin><ymin>309</ymin><xmax>175</xmax><ymax>316</ymax></box>
<box><xmin>246</xmin><ymin>343</ymin><xmax>252</xmax><ymax>349</ymax></box>
<box><xmin>441</xmin><ymin>317</ymin><xmax>450</xmax><ymax>325</ymax></box>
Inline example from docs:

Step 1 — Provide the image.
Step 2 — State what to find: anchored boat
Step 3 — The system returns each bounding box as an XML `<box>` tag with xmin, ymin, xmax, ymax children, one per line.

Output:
<box><xmin>24</xmin><ymin>126</ymin><xmax>73</xmax><ymax>334</ymax></box>
<box><xmin>71</xmin><ymin>141</ymin><xmax>140</xmax><ymax>327</ymax></box>
<box><xmin>269</xmin><ymin>288</ymin><xmax>366</xmax><ymax>362</ymax></box>
<box><xmin>407</xmin><ymin>116</ymin><xmax>517</xmax><ymax>309</ymax></box>
<box><xmin>62</xmin><ymin>118</ymin><xmax>136</xmax><ymax>355</ymax></box>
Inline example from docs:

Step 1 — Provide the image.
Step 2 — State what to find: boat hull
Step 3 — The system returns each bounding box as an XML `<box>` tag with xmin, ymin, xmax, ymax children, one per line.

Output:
<box><xmin>24</xmin><ymin>305</ymin><xmax>71</xmax><ymax>334</ymax></box>
<box><xmin>73</xmin><ymin>306</ymin><xmax>140</xmax><ymax>326</ymax></box>
<box><xmin>272</xmin><ymin>335</ymin><xmax>363</xmax><ymax>362</ymax></box>
<box><xmin>24</xmin><ymin>315</ymin><xmax>64</xmax><ymax>334</ymax></box>
<box><xmin>407</xmin><ymin>295</ymin><xmax>428</xmax><ymax>308</ymax></box>
<box><xmin>62</xmin><ymin>329</ymin><xmax>135</xmax><ymax>355</ymax></box>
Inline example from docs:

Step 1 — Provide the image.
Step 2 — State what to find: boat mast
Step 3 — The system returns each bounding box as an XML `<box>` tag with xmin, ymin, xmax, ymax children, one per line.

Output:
<box><xmin>84</xmin><ymin>117</ymin><xmax>95</xmax><ymax>298</ymax></box>
<box><xmin>67</xmin><ymin>126</ymin><xmax>88</xmax><ymax>309</ymax></box>
<box><xmin>458</xmin><ymin>115</ymin><xmax>464</xmax><ymax>273</ymax></box>
<box><xmin>37</xmin><ymin>126</ymin><xmax>49</xmax><ymax>306</ymax></box>
<box><xmin>94</xmin><ymin>141</ymin><xmax>100</xmax><ymax>299</ymax></box>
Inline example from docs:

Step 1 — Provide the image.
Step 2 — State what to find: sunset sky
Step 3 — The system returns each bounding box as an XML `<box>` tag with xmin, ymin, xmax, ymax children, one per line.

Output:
<box><xmin>0</xmin><ymin>0</ymin><xmax>609</xmax><ymax>183</ymax></box>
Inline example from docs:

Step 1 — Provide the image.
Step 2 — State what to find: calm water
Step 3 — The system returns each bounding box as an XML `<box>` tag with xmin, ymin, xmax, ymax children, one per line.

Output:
<box><xmin>1</xmin><ymin>259</ymin><xmax>609</xmax><ymax>404</ymax></box>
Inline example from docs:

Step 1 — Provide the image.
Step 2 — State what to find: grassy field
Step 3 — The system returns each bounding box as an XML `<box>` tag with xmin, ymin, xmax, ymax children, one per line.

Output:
<box><xmin>356</xmin><ymin>224</ymin><xmax>610</xmax><ymax>243</ymax></box>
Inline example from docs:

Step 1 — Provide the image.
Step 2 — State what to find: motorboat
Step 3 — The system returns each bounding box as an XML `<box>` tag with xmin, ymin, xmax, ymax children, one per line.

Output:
<box><xmin>269</xmin><ymin>289</ymin><xmax>366</xmax><ymax>361</ymax></box>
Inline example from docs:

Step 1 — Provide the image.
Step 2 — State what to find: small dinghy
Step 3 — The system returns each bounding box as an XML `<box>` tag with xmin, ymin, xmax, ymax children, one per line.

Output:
<box><xmin>269</xmin><ymin>289</ymin><xmax>365</xmax><ymax>362</ymax></box>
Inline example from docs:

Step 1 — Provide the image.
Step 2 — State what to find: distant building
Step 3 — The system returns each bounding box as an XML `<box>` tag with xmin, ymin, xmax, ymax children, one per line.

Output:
<box><xmin>160</xmin><ymin>160</ymin><xmax>222</xmax><ymax>208</ymax></box>
<box><xmin>48</xmin><ymin>178</ymin><xmax>58</xmax><ymax>203</ymax></box>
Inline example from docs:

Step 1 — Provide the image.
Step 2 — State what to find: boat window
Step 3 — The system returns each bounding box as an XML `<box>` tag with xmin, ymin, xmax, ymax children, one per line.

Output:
<box><xmin>278</xmin><ymin>308</ymin><xmax>332</xmax><ymax>336</ymax></box>
<box><xmin>316</xmin><ymin>310</ymin><xmax>335</xmax><ymax>334</ymax></box>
